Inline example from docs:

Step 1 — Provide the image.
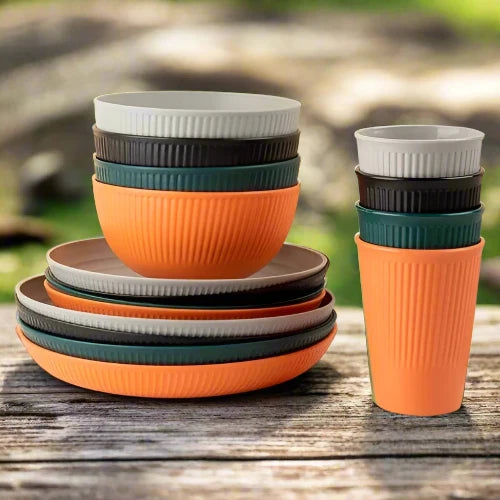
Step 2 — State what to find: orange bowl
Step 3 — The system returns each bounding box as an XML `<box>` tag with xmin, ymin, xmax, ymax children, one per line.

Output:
<box><xmin>17</xmin><ymin>326</ymin><xmax>336</xmax><ymax>398</ymax></box>
<box><xmin>92</xmin><ymin>176</ymin><xmax>299</xmax><ymax>279</ymax></box>
<box><xmin>44</xmin><ymin>279</ymin><xmax>326</xmax><ymax>320</ymax></box>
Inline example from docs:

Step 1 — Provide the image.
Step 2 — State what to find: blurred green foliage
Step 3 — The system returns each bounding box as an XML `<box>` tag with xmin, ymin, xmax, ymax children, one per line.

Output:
<box><xmin>228</xmin><ymin>0</ymin><xmax>500</xmax><ymax>36</ymax></box>
<box><xmin>0</xmin><ymin>0</ymin><xmax>498</xmax><ymax>305</ymax></box>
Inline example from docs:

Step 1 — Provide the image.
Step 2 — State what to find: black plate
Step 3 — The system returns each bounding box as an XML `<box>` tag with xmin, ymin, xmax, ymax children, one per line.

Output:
<box><xmin>16</xmin><ymin>299</ymin><xmax>336</xmax><ymax>347</ymax></box>
<box><xmin>93</xmin><ymin>125</ymin><xmax>300</xmax><ymax>167</ymax></box>
<box><xmin>45</xmin><ymin>266</ymin><xmax>329</xmax><ymax>308</ymax></box>
<box><xmin>356</xmin><ymin>166</ymin><xmax>483</xmax><ymax>213</ymax></box>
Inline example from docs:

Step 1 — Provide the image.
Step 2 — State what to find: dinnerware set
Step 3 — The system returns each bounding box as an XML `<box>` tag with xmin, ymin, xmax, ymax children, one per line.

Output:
<box><xmin>13</xmin><ymin>91</ymin><xmax>485</xmax><ymax>415</ymax></box>
<box><xmin>354</xmin><ymin>125</ymin><xmax>486</xmax><ymax>416</ymax></box>
<box><xmin>15</xmin><ymin>91</ymin><xmax>337</xmax><ymax>398</ymax></box>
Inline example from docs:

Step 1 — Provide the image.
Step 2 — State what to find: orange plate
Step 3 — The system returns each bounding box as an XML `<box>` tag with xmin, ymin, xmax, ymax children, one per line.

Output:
<box><xmin>17</xmin><ymin>325</ymin><xmax>337</xmax><ymax>398</ymax></box>
<box><xmin>92</xmin><ymin>176</ymin><xmax>300</xmax><ymax>279</ymax></box>
<box><xmin>44</xmin><ymin>280</ymin><xmax>326</xmax><ymax>320</ymax></box>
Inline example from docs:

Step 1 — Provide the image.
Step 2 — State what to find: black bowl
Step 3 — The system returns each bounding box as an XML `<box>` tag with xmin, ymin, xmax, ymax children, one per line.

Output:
<box><xmin>93</xmin><ymin>125</ymin><xmax>300</xmax><ymax>167</ymax></box>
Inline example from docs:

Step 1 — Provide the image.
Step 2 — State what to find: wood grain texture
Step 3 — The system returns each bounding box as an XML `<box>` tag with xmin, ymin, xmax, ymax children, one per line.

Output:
<box><xmin>1</xmin><ymin>459</ymin><xmax>500</xmax><ymax>500</ymax></box>
<box><xmin>1</xmin><ymin>304</ymin><xmax>499</xmax><ymax>499</ymax></box>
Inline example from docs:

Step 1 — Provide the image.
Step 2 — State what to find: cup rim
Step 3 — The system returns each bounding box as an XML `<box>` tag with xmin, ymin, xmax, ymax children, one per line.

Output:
<box><xmin>354</xmin><ymin>233</ymin><xmax>485</xmax><ymax>254</ymax></box>
<box><xmin>354</xmin><ymin>125</ymin><xmax>484</xmax><ymax>143</ymax></box>
<box><xmin>355</xmin><ymin>201</ymin><xmax>484</xmax><ymax>219</ymax></box>
<box><xmin>354</xmin><ymin>165</ymin><xmax>485</xmax><ymax>182</ymax></box>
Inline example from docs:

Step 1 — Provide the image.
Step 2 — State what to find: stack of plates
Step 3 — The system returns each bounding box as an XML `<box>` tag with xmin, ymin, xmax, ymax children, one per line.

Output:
<box><xmin>15</xmin><ymin>91</ymin><xmax>338</xmax><ymax>398</ymax></box>
<box><xmin>15</xmin><ymin>238</ymin><xmax>334</xmax><ymax>398</ymax></box>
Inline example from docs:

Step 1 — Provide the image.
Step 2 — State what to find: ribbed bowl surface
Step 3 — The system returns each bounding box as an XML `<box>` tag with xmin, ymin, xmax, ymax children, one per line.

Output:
<box><xmin>93</xmin><ymin>177</ymin><xmax>300</xmax><ymax>279</ymax></box>
<box><xmin>94</xmin><ymin>156</ymin><xmax>300</xmax><ymax>192</ymax></box>
<box><xmin>93</xmin><ymin>126</ymin><xmax>300</xmax><ymax>167</ymax></box>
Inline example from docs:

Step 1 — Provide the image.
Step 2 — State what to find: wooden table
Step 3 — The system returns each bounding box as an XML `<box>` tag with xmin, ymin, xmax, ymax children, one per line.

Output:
<box><xmin>1</xmin><ymin>304</ymin><xmax>499</xmax><ymax>499</ymax></box>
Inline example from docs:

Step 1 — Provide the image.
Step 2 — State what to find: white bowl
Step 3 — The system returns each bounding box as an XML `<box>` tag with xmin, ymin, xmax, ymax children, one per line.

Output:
<box><xmin>46</xmin><ymin>237</ymin><xmax>328</xmax><ymax>297</ymax></box>
<box><xmin>15</xmin><ymin>275</ymin><xmax>334</xmax><ymax>339</ymax></box>
<box><xmin>355</xmin><ymin>125</ymin><xmax>484</xmax><ymax>178</ymax></box>
<box><xmin>94</xmin><ymin>91</ymin><xmax>301</xmax><ymax>138</ymax></box>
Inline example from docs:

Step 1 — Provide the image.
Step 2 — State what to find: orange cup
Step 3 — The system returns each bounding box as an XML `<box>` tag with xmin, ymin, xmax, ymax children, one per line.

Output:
<box><xmin>355</xmin><ymin>234</ymin><xmax>484</xmax><ymax>416</ymax></box>
<box><xmin>93</xmin><ymin>176</ymin><xmax>299</xmax><ymax>279</ymax></box>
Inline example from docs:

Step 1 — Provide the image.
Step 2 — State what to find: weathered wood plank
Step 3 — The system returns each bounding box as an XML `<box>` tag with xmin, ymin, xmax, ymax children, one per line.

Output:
<box><xmin>1</xmin><ymin>305</ymin><xmax>499</xmax><ymax>461</ymax></box>
<box><xmin>1</xmin><ymin>458</ymin><xmax>499</xmax><ymax>500</ymax></box>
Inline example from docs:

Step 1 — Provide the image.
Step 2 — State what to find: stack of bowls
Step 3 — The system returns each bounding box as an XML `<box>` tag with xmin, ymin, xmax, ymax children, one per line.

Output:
<box><xmin>92</xmin><ymin>91</ymin><xmax>303</xmax><ymax>279</ymax></box>
<box><xmin>354</xmin><ymin>125</ymin><xmax>486</xmax><ymax>416</ymax></box>
<box><xmin>15</xmin><ymin>91</ymin><xmax>337</xmax><ymax>398</ymax></box>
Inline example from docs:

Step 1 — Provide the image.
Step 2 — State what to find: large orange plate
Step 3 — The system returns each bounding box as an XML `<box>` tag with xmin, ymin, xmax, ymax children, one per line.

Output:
<box><xmin>17</xmin><ymin>326</ymin><xmax>336</xmax><ymax>398</ymax></box>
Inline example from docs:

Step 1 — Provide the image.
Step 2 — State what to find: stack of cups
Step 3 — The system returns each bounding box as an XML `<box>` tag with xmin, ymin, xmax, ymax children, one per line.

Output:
<box><xmin>354</xmin><ymin>125</ymin><xmax>485</xmax><ymax>416</ymax></box>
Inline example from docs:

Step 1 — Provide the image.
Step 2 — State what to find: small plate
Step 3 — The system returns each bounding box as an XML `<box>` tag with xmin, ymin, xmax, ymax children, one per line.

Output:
<box><xmin>45</xmin><ymin>269</ymin><xmax>325</xmax><ymax>309</ymax></box>
<box><xmin>47</xmin><ymin>237</ymin><xmax>329</xmax><ymax>297</ymax></box>
<box><xmin>44</xmin><ymin>278</ymin><xmax>326</xmax><ymax>320</ymax></box>
<box><xmin>17</xmin><ymin>301</ymin><xmax>336</xmax><ymax>345</ymax></box>
<box><xmin>16</xmin><ymin>275</ymin><xmax>335</xmax><ymax>339</ymax></box>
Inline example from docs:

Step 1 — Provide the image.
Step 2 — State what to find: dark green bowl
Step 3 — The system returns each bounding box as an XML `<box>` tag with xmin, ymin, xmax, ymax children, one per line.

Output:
<box><xmin>94</xmin><ymin>155</ymin><xmax>300</xmax><ymax>192</ymax></box>
<box><xmin>17</xmin><ymin>313</ymin><xmax>336</xmax><ymax>365</ymax></box>
<box><xmin>356</xmin><ymin>202</ymin><xmax>484</xmax><ymax>249</ymax></box>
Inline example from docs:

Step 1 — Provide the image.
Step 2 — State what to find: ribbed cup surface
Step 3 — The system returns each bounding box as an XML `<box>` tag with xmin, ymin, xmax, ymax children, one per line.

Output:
<box><xmin>356</xmin><ymin>136</ymin><xmax>483</xmax><ymax>178</ymax></box>
<box><xmin>94</xmin><ymin>156</ymin><xmax>300</xmax><ymax>192</ymax></box>
<box><xmin>356</xmin><ymin>235</ymin><xmax>484</xmax><ymax>416</ymax></box>
<box><xmin>92</xmin><ymin>177</ymin><xmax>300</xmax><ymax>279</ymax></box>
<box><xmin>93</xmin><ymin>126</ymin><xmax>300</xmax><ymax>167</ymax></box>
<box><xmin>17</xmin><ymin>327</ymin><xmax>335</xmax><ymax>398</ymax></box>
<box><xmin>356</xmin><ymin>166</ymin><xmax>483</xmax><ymax>213</ymax></box>
<box><xmin>356</xmin><ymin>203</ymin><xmax>483</xmax><ymax>249</ymax></box>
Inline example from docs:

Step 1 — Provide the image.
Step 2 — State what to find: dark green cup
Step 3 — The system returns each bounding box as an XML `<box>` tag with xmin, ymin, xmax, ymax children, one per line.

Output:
<box><xmin>356</xmin><ymin>202</ymin><xmax>484</xmax><ymax>249</ymax></box>
<box><xmin>94</xmin><ymin>155</ymin><xmax>300</xmax><ymax>192</ymax></box>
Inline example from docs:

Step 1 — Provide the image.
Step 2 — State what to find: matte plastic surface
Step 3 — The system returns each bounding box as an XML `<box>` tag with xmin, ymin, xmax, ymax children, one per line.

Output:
<box><xmin>356</xmin><ymin>166</ymin><xmax>483</xmax><ymax>213</ymax></box>
<box><xmin>17</xmin><ymin>300</ymin><xmax>337</xmax><ymax>346</ymax></box>
<box><xmin>93</xmin><ymin>125</ymin><xmax>300</xmax><ymax>167</ymax></box>
<box><xmin>18</xmin><ymin>315</ymin><xmax>336</xmax><ymax>365</ymax></box>
<box><xmin>15</xmin><ymin>275</ymin><xmax>335</xmax><ymax>339</ymax></box>
<box><xmin>17</xmin><ymin>327</ymin><xmax>336</xmax><ymax>398</ymax></box>
<box><xmin>356</xmin><ymin>234</ymin><xmax>484</xmax><ymax>416</ymax></box>
<box><xmin>94</xmin><ymin>91</ymin><xmax>301</xmax><ymax>139</ymax></box>
<box><xmin>47</xmin><ymin>237</ymin><xmax>328</xmax><ymax>297</ymax></box>
<box><xmin>44</xmin><ymin>279</ymin><xmax>326</xmax><ymax>320</ymax></box>
<box><xmin>93</xmin><ymin>177</ymin><xmax>300</xmax><ymax>279</ymax></box>
<box><xmin>355</xmin><ymin>125</ymin><xmax>484</xmax><ymax>177</ymax></box>
<box><xmin>94</xmin><ymin>155</ymin><xmax>300</xmax><ymax>192</ymax></box>
<box><xmin>356</xmin><ymin>202</ymin><xmax>483</xmax><ymax>249</ymax></box>
<box><xmin>45</xmin><ymin>266</ymin><xmax>327</xmax><ymax>308</ymax></box>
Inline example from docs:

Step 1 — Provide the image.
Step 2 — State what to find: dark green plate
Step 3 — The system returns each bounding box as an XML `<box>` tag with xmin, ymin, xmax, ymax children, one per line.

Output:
<box><xmin>356</xmin><ymin>202</ymin><xmax>483</xmax><ymax>249</ymax></box>
<box><xmin>17</xmin><ymin>313</ymin><xmax>336</xmax><ymax>365</ymax></box>
<box><xmin>94</xmin><ymin>155</ymin><xmax>300</xmax><ymax>192</ymax></box>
